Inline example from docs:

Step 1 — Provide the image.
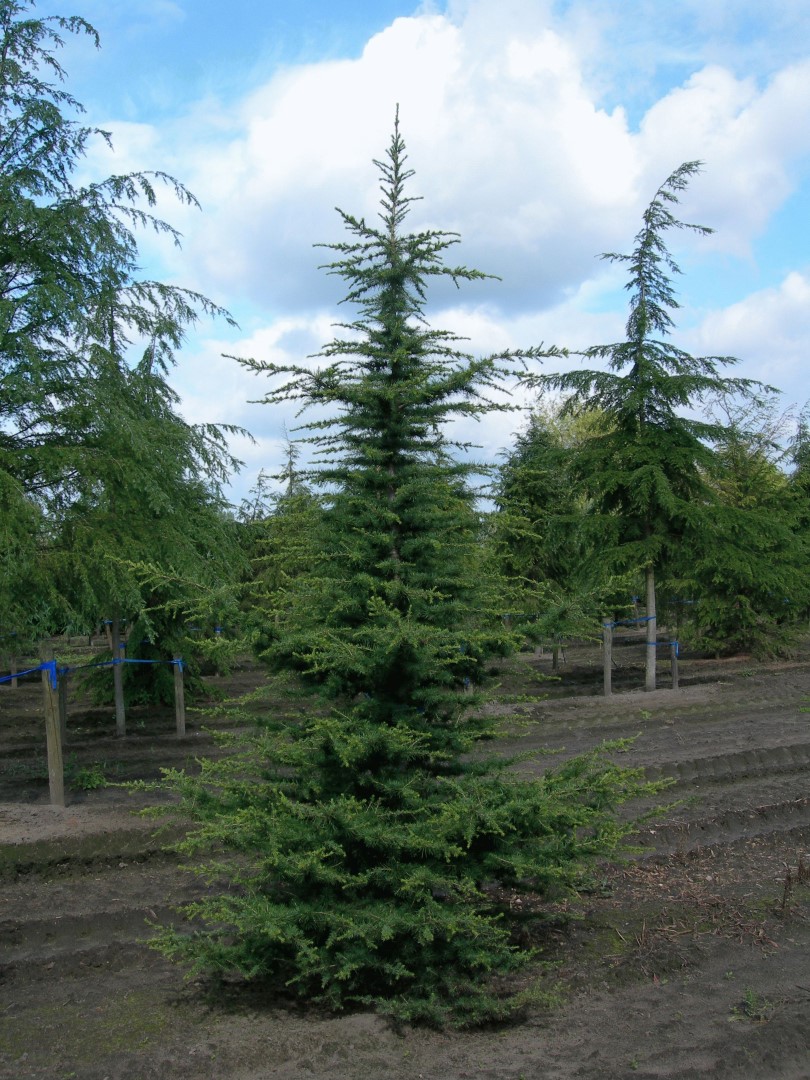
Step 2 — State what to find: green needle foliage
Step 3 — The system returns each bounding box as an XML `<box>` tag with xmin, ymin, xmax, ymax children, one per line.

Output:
<box><xmin>527</xmin><ymin>162</ymin><xmax>762</xmax><ymax>684</ymax></box>
<box><xmin>0</xmin><ymin>1</ymin><xmax>242</xmax><ymax>646</ymax></box>
<box><xmin>491</xmin><ymin>405</ymin><xmax>632</xmax><ymax>651</ymax></box>
<box><xmin>154</xmin><ymin>118</ymin><xmax>657</xmax><ymax>1026</ymax></box>
<box><xmin>681</xmin><ymin>394</ymin><xmax>810</xmax><ymax>655</ymax></box>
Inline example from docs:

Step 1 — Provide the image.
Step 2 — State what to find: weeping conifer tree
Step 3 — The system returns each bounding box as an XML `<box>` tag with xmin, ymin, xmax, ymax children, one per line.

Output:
<box><xmin>528</xmin><ymin>162</ymin><xmax>761</xmax><ymax>688</ymax></box>
<box><xmin>155</xmin><ymin>117</ymin><xmax>655</xmax><ymax>1026</ymax></box>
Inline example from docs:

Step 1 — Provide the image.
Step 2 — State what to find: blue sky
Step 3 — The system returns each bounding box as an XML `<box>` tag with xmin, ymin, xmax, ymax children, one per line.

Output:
<box><xmin>54</xmin><ymin>0</ymin><xmax>810</xmax><ymax>500</ymax></box>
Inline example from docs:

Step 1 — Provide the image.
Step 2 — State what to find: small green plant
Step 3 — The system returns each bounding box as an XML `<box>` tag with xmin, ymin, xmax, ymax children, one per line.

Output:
<box><xmin>730</xmin><ymin>988</ymin><xmax>773</xmax><ymax>1023</ymax></box>
<box><xmin>67</xmin><ymin>760</ymin><xmax>108</xmax><ymax>791</ymax></box>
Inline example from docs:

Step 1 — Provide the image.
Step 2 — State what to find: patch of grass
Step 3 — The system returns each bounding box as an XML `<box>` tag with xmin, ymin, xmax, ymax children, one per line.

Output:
<box><xmin>0</xmin><ymin>757</ymin><xmax>47</xmax><ymax>781</ymax></box>
<box><xmin>0</xmin><ymin>990</ymin><xmax>171</xmax><ymax>1067</ymax></box>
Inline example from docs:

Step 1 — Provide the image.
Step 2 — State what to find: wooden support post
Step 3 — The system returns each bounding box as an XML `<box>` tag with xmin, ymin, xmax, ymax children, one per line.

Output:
<box><xmin>111</xmin><ymin>616</ymin><xmax>126</xmax><ymax>737</ymax></box>
<box><xmin>58</xmin><ymin>668</ymin><xmax>69</xmax><ymax>745</ymax></box>
<box><xmin>10</xmin><ymin>654</ymin><xmax>17</xmax><ymax>689</ymax></box>
<box><xmin>603</xmin><ymin>622</ymin><xmax>612</xmax><ymax>697</ymax></box>
<box><xmin>39</xmin><ymin>644</ymin><xmax>65</xmax><ymax>807</ymax></box>
<box><xmin>552</xmin><ymin>644</ymin><xmax>559</xmax><ymax>672</ymax></box>
<box><xmin>174</xmin><ymin>656</ymin><xmax>186</xmax><ymax>737</ymax></box>
<box><xmin>670</xmin><ymin>642</ymin><xmax>679</xmax><ymax>691</ymax></box>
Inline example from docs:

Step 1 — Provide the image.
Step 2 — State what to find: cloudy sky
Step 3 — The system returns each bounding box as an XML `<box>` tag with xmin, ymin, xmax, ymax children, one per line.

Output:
<box><xmin>59</xmin><ymin>0</ymin><xmax>810</xmax><ymax>502</ymax></box>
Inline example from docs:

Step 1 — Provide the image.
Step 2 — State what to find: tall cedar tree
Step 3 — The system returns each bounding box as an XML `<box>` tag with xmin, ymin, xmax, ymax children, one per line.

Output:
<box><xmin>528</xmin><ymin>162</ymin><xmax>758</xmax><ymax>688</ymax></box>
<box><xmin>154</xmin><ymin>121</ymin><xmax>657</xmax><ymax>1026</ymax></box>
<box><xmin>0</xmin><ymin>1</ymin><xmax>240</xmax><ymax>647</ymax></box>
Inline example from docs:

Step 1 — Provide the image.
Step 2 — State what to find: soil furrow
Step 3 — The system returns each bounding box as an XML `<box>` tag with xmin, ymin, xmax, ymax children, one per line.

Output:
<box><xmin>1</xmin><ymin>648</ymin><xmax>809</xmax><ymax>1079</ymax></box>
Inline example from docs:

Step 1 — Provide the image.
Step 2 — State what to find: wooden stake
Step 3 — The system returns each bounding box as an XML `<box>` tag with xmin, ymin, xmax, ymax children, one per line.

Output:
<box><xmin>174</xmin><ymin>656</ymin><xmax>186</xmax><ymax>737</ymax></box>
<box><xmin>10</xmin><ymin>654</ymin><xmax>17</xmax><ymax>689</ymax></box>
<box><xmin>39</xmin><ymin>643</ymin><xmax>65</xmax><ymax>808</ymax></box>
<box><xmin>58</xmin><ymin>668</ymin><xmax>69</xmax><ymax>745</ymax></box>
<box><xmin>670</xmin><ymin>642</ymin><xmax>679</xmax><ymax>691</ymax></box>
<box><xmin>603</xmin><ymin>622</ymin><xmax>612</xmax><ymax>697</ymax></box>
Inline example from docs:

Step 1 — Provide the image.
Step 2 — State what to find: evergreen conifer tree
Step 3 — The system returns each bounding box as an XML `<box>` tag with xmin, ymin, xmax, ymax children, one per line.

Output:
<box><xmin>155</xmin><ymin>119</ymin><xmax>655</xmax><ymax>1026</ymax></box>
<box><xmin>0</xmin><ymin>1</ymin><xmax>241</xmax><ymax>648</ymax></box>
<box><xmin>528</xmin><ymin>163</ymin><xmax>759</xmax><ymax>687</ymax></box>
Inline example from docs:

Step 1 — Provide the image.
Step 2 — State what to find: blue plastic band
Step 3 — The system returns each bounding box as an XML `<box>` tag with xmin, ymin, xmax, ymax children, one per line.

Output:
<box><xmin>647</xmin><ymin>641</ymin><xmax>680</xmax><ymax>654</ymax></box>
<box><xmin>0</xmin><ymin>663</ymin><xmax>45</xmax><ymax>685</ymax></box>
<box><xmin>62</xmin><ymin>657</ymin><xmax>182</xmax><ymax>676</ymax></box>
<box><xmin>62</xmin><ymin>659</ymin><xmax>116</xmax><ymax>675</ymax></box>
<box><xmin>605</xmin><ymin>615</ymin><xmax>656</xmax><ymax>628</ymax></box>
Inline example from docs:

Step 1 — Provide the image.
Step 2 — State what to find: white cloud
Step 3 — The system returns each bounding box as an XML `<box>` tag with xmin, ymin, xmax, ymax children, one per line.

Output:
<box><xmin>156</xmin><ymin>6</ymin><xmax>643</xmax><ymax>316</ymax></box>
<box><xmin>126</xmin><ymin>1</ymin><xmax>806</xmax><ymax>327</ymax></box>
<box><xmin>689</xmin><ymin>272</ymin><xmax>810</xmax><ymax>397</ymax></box>
<box><xmin>76</xmin><ymin>0</ymin><xmax>810</xmax><ymax>497</ymax></box>
<box><xmin>637</xmin><ymin>61</ymin><xmax>810</xmax><ymax>255</ymax></box>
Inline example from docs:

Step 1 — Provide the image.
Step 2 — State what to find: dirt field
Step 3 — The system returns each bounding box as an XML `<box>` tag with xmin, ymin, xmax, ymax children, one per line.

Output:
<box><xmin>1</xmin><ymin>637</ymin><xmax>809</xmax><ymax>1079</ymax></box>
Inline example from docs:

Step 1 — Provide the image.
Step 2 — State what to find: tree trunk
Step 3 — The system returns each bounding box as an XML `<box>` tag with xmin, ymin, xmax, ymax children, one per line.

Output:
<box><xmin>603</xmin><ymin>621</ymin><xmax>612</xmax><ymax>697</ymax></box>
<box><xmin>111</xmin><ymin>614</ymin><xmax>126</xmax><ymax>737</ymax></box>
<box><xmin>645</xmin><ymin>564</ymin><xmax>657</xmax><ymax>692</ymax></box>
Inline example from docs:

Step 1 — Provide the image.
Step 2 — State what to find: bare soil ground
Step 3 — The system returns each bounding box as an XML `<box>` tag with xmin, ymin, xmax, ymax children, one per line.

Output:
<box><xmin>1</xmin><ymin>637</ymin><xmax>809</xmax><ymax>1079</ymax></box>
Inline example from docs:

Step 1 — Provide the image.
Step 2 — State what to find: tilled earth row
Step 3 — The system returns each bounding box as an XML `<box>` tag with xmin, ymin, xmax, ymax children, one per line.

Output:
<box><xmin>0</xmin><ymin>648</ymin><xmax>809</xmax><ymax>1078</ymax></box>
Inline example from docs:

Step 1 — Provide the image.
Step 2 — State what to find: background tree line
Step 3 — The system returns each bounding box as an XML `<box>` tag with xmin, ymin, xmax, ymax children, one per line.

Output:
<box><xmin>1</xmin><ymin>1</ymin><xmax>806</xmax><ymax>681</ymax></box>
